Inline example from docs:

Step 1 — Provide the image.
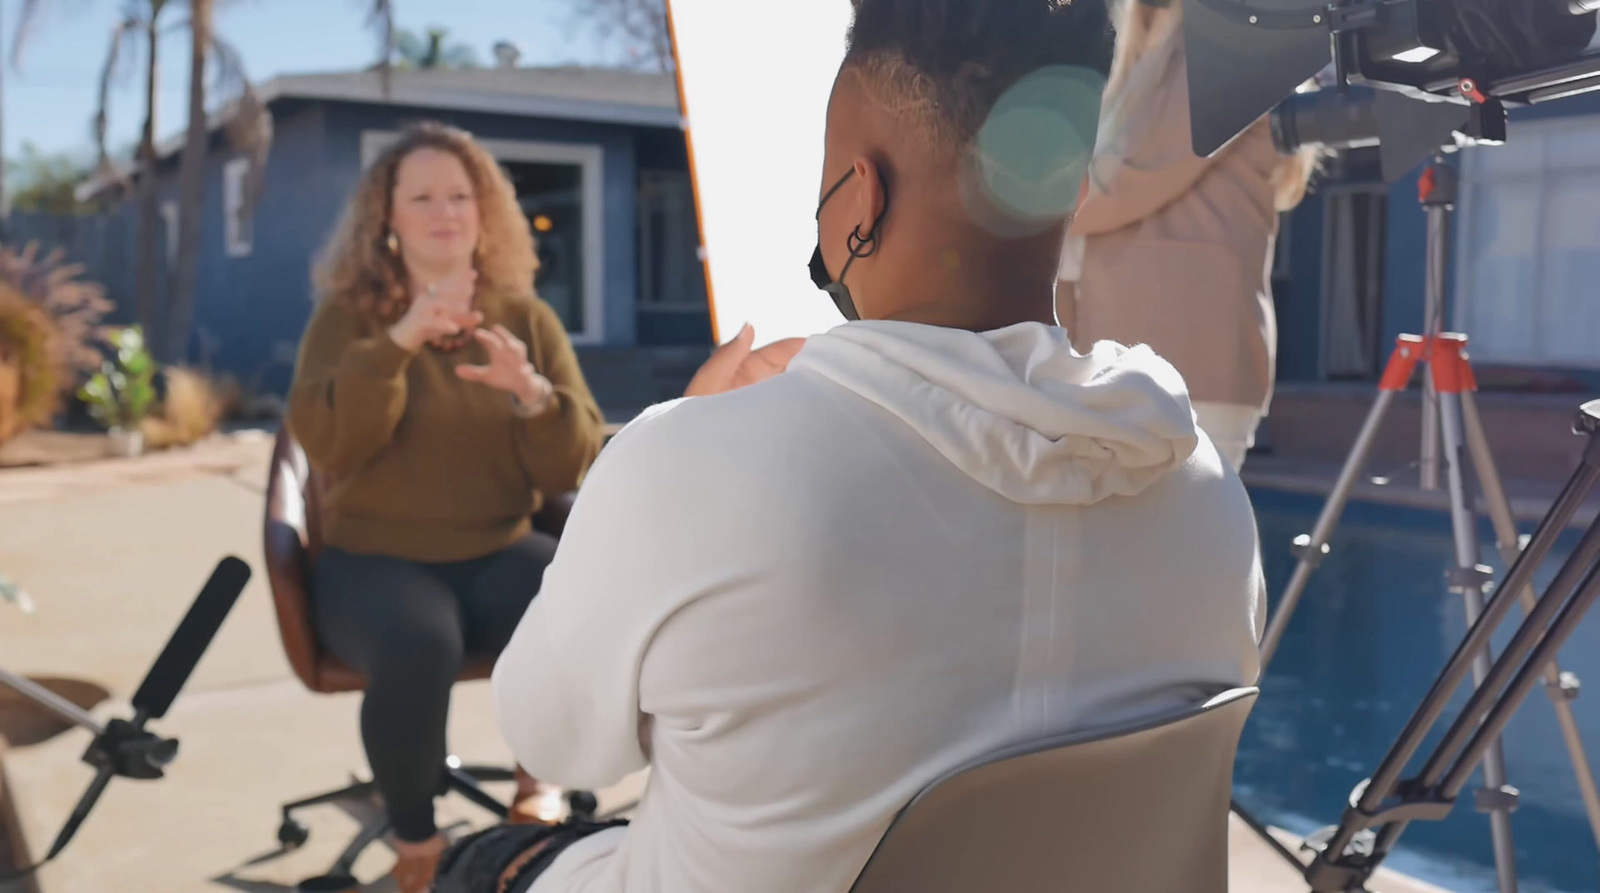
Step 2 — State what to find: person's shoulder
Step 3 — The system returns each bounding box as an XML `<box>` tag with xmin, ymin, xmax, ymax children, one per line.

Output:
<box><xmin>590</xmin><ymin>375</ymin><xmax>838</xmax><ymax>487</ymax></box>
<box><xmin>632</xmin><ymin>373</ymin><xmax>836</xmax><ymax>444</ymax></box>
<box><xmin>304</xmin><ymin>292</ymin><xmax>370</xmax><ymax>336</ymax></box>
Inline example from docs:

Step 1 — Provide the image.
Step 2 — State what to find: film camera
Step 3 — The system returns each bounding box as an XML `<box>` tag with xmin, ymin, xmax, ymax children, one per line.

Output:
<box><xmin>1182</xmin><ymin>0</ymin><xmax>1600</xmax><ymax>179</ymax></box>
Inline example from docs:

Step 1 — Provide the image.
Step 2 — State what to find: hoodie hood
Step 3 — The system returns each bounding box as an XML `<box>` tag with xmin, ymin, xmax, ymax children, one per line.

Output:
<box><xmin>788</xmin><ymin>321</ymin><xmax>1199</xmax><ymax>506</ymax></box>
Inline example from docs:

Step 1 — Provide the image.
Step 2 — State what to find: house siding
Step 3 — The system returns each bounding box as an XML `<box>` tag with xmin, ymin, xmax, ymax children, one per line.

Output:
<box><xmin>157</xmin><ymin>98</ymin><xmax>687</xmax><ymax>394</ymax></box>
<box><xmin>193</xmin><ymin>100</ymin><xmax>333</xmax><ymax>395</ymax></box>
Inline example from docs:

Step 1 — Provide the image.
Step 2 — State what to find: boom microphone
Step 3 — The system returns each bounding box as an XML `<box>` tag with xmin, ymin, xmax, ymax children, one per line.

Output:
<box><xmin>132</xmin><ymin>556</ymin><xmax>253</xmax><ymax>718</ymax></box>
<box><xmin>42</xmin><ymin>556</ymin><xmax>252</xmax><ymax>862</ymax></box>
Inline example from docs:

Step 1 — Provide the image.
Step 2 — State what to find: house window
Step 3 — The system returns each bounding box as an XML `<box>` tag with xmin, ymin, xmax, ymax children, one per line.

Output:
<box><xmin>1455</xmin><ymin>115</ymin><xmax>1600</xmax><ymax>369</ymax></box>
<box><xmin>160</xmin><ymin>200</ymin><xmax>180</xmax><ymax>269</ymax></box>
<box><xmin>359</xmin><ymin>131</ymin><xmax>606</xmax><ymax>344</ymax></box>
<box><xmin>1320</xmin><ymin>189</ymin><xmax>1388</xmax><ymax>379</ymax></box>
<box><xmin>504</xmin><ymin>160</ymin><xmax>588</xmax><ymax>334</ymax></box>
<box><xmin>224</xmin><ymin>157</ymin><xmax>254</xmax><ymax>258</ymax></box>
<box><xmin>637</xmin><ymin>169</ymin><xmax>707</xmax><ymax>308</ymax></box>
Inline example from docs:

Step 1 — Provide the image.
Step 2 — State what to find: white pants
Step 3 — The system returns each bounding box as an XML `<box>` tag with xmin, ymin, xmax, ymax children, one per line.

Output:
<box><xmin>1193</xmin><ymin>402</ymin><xmax>1262</xmax><ymax>473</ymax></box>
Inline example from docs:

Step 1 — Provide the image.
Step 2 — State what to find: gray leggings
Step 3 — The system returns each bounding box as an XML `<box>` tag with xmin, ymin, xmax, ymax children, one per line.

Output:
<box><xmin>311</xmin><ymin>533</ymin><xmax>557</xmax><ymax>841</ymax></box>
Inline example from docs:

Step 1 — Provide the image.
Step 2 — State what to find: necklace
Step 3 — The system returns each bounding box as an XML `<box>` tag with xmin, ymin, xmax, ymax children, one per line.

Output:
<box><xmin>424</xmin><ymin>288</ymin><xmax>480</xmax><ymax>353</ymax></box>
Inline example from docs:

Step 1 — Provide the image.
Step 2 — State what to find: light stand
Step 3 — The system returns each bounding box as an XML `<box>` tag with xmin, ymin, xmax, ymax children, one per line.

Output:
<box><xmin>1302</xmin><ymin>401</ymin><xmax>1600</xmax><ymax>891</ymax></box>
<box><xmin>1241</xmin><ymin>148</ymin><xmax>1600</xmax><ymax>888</ymax></box>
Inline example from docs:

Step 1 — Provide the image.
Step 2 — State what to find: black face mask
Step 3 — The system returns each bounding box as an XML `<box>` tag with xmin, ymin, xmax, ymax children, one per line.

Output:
<box><xmin>809</xmin><ymin>168</ymin><xmax>888</xmax><ymax>322</ymax></box>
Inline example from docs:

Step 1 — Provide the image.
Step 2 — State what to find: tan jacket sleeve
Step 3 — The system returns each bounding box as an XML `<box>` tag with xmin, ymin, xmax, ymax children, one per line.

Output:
<box><xmin>515</xmin><ymin>298</ymin><xmax>606</xmax><ymax>495</ymax></box>
<box><xmin>1069</xmin><ymin>56</ymin><xmax>1220</xmax><ymax>238</ymax></box>
<box><xmin>286</xmin><ymin>298</ymin><xmax>414</xmax><ymax>475</ymax></box>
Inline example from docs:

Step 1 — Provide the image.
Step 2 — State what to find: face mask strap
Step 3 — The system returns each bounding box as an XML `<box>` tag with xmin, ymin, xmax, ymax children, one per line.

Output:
<box><xmin>813</xmin><ymin>167</ymin><xmax>888</xmax><ymax>322</ymax></box>
<box><xmin>817</xmin><ymin>169</ymin><xmax>856</xmax><ymax>220</ymax></box>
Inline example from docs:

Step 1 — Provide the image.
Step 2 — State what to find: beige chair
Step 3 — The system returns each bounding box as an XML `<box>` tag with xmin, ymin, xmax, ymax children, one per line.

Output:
<box><xmin>850</xmin><ymin>687</ymin><xmax>1259</xmax><ymax>893</ymax></box>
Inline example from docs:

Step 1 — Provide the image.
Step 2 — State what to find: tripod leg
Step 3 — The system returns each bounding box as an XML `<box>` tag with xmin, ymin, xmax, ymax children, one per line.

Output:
<box><xmin>1461</xmin><ymin>388</ymin><xmax>1600</xmax><ymax>854</ymax></box>
<box><xmin>1437</xmin><ymin>383</ymin><xmax>1519</xmax><ymax>893</ymax></box>
<box><xmin>1260</xmin><ymin>336</ymin><xmax>1425</xmax><ymax>669</ymax></box>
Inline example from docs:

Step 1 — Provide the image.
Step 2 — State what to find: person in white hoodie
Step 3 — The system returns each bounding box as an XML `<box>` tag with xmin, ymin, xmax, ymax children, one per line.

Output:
<box><xmin>474</xmin><ymin>1</ymin><xmax>1267</xmax><ymax>891</ymax></box>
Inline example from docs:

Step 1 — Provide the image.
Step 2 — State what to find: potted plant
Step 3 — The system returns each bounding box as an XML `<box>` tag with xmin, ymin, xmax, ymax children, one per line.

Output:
<box><xmin>79</xmin><ymin>326</ymin><xmax>156</xmax><ymax>457</ymax></box>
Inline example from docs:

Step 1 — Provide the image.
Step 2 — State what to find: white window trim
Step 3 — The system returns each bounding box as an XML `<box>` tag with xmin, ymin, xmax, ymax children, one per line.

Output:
<box><xmin>1452</xmin><ymin>112</ymin><xmax>1600</xmax><ymax>370</ymax></box>
<box><xmin>160</xmin><ymin>200</ymin><xmax>180</xmax><ymax>270</ymax></box>
<box><xmin>360</xmin><ymin>130</ymin><xmax>607</xmax><ymax>346</ymax></box>
<box><xmin>223</xmin><ymin>157</ymin><xmax>254</xmax><ymax>258</ymax></box>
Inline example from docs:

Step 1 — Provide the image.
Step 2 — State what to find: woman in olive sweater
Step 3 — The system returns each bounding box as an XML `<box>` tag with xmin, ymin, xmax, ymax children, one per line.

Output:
<box><xmin>286</xmin><ymin>121</ymin><xmax>605</xmax><ymax>892</ymax></box>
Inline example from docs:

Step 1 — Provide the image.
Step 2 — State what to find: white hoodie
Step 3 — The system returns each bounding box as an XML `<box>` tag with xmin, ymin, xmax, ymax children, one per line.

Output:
<box><xmin>494</xmin><ymin>320</ymin><xmax>1265</xmax><ymax>893</ymax></box>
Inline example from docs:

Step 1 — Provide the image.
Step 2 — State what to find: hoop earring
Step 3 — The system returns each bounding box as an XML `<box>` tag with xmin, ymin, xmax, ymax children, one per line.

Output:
<box><xmin>847</xmin><ymin>225</ymin><xmax>880</xmax><ymax>260</ymax></box>
<box><xmin>386</xmin><ymin>231</ymin><xmax>400</xmax><ymax>255</ymax></box>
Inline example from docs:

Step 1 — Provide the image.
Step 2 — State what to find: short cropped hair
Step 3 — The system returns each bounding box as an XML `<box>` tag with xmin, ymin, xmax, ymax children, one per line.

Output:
<box><xmin>844</xmin><ymin>0</ymin><xmax>1115</xmax><ymax>151</ymax></box>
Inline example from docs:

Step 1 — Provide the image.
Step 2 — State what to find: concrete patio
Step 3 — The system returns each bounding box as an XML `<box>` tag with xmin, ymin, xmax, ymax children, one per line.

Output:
<box><xmin>0</xmin><ymin>429</ymin><xmax>1448</xmax><ymax>893</ymax></box>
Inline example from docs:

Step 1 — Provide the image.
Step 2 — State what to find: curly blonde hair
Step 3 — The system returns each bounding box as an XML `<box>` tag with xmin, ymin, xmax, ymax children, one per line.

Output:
<box><xmin>312</xmin><ymin>121</ymin><xmax>537</xmax><ymax>323</ymax></box>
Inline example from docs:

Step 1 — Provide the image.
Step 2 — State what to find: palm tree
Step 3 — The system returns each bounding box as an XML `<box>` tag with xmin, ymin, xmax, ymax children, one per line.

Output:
<box><xmin>85</xmin><ymin>0</ymin><xmax>264</xmax><ymax>360</ymax></box>
<box><xmin>393</xmin><ymin>26</ymin><xmax>480</xmax><ymax>70</ymax></box>
<box><xmin>167</xmin><ymin>0</ymin><xmax>270</xmax><ymax>361</ymax></box>
<box><xmin>94</xmin><ymin>0</ymin><xmax>173</xmax><ymax>348</ymax></box>
<box><xmin>168</xmin><ymin>0</ymin><xmax>211</xmax><ymax>364</ymax></box>
<box><xmin>366</xmin><ymin>0</ymin><xmax>396</xmax><ymax>97</ymax></box>
<box><xmin>568</xmin><ymin>0</ymin><xmax>672</xmax><ymax>73</ymax></box>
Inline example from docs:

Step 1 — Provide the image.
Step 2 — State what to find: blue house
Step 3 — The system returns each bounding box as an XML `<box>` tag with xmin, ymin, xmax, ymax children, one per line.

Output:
<box><xmin>1274</xmin><ymin>88</ymin><xmax>1600</xmax><ymax>394</ymax></box>
<box><xmin>74</xmin><ymin>65</ymin><xmax>712</xmax><ymax>416</ymax></box>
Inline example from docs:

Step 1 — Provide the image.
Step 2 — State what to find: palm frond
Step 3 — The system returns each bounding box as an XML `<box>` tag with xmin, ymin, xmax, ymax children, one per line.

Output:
<box><xmin>365</xmin><ymin>0</ymin><xmax>396</xmax><ymax>98</ymax></box>
<box><xmin>9</xmin><ymin>0</ymin><xmax>46</xmax><ymax>69</ymax></box>
<box><xmin>93</xmin><ymin>16</ymin><xmax>146</xmax><ymax>174</ymax></box>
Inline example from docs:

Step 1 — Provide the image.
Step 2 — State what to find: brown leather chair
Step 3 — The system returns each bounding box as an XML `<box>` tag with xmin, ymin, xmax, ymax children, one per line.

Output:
<box><xmin>263</xmin><ymin>424</ymin><xmax>586</xmax><ymax>890</ymax></box>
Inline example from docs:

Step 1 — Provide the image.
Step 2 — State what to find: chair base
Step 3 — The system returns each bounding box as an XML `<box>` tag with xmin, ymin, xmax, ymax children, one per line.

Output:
<box><xmin>277</xmin><ymin>757</ymin><xmax>598</xmax><ymax>891</ymax></box>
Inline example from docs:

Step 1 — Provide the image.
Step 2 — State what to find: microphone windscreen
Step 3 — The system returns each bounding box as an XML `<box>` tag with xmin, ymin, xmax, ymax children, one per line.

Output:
<box><xmin>131</xmin><ymin>556</ymin><xmax>252</xmax><ymax>719</ymax></box>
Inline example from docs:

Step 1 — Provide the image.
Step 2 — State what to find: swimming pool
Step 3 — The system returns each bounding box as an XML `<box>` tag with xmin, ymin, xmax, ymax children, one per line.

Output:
<box><xmin>1237</xmin><ymin>488</ymin><xmax>1600</xmax><ymax>893</ymax></box>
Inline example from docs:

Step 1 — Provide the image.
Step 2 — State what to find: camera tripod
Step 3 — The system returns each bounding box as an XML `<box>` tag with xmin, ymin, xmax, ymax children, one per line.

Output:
<box><xmin>1239</xmin><ymin>154</ymin><xmax>1600</xmax><ymax>893</ymax></box>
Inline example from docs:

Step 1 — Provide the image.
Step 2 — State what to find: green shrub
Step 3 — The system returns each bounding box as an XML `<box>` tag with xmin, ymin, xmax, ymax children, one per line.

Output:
<box><xmin>79</xmin><ymin>326</ymin><xmax>156</xmax><ymax>432</ymax></box>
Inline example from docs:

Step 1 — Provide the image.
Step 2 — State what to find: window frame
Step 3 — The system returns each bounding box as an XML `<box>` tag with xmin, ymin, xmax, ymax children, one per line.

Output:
<box><xmin>223</xmin><ymin>156</ymin><xmax>254</xmax><ymax>259</ymax></box>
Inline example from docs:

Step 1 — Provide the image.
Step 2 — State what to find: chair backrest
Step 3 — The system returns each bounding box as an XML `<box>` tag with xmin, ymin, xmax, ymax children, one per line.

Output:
<box><xmin>263</xmin><ymin>424</ymin><xmax>336</xmax><ymax>692</ymax></box>
<box><xmin>849</xmin><ymin>687</ymin><xmax>1259</xmax><ymax>893</ymax></box>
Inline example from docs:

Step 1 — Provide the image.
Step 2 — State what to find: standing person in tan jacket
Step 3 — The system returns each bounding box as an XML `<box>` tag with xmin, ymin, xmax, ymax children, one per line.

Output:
<box><xmin>286</xmin><ymin>121</ymin><xmax>606</xmax><ymax>893</ymax></box>
<box><xmin>1060</xmin><ymin>0</ymin><xmax>1317</xmax><ymax>470</ymax></box>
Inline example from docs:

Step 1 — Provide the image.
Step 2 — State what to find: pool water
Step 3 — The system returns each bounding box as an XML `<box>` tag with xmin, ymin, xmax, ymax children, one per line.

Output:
<box><xmin>1237</xmin><ymin>488</ymin><xmax>1600</xmax><ymax>893</ymax></box>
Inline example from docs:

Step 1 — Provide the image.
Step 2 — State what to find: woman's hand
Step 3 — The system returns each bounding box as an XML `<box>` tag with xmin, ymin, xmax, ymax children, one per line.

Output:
<box><xmin>456</xmin><ymin>324</ymin><xmax>555</xmax><ymax>411</ymax></box>
<box><xmin>684</xmin><ymin>324</ymin><xmax>807</xmax><ymax>398</ymax></box>
<box><xmin>389</xmin><ymin>269</ymin><xmax>482</xmax><ymax>352</ymax></box>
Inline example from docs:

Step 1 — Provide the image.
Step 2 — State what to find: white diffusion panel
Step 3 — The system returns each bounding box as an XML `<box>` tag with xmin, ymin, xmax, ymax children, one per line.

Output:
<box><xmin>668</xmin><ymin>0</ymin><xmax>854</xmax><ymax>347</ymax></box>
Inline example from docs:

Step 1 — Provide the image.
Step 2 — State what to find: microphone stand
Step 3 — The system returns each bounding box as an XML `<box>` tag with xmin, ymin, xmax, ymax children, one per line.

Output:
<box><xmin>0</xmin><ymin>667</ymin><xmax>105</xmax><ymax>740</ymax></box>
<box><xmin>0</xmin><ymin>556</ymin><xmax>249</xmax><ymax>878</ymax></box>
<box><xmin>0</xmin><ymin>668</ymin><xmax>181</xmax><ymax>875</ymax></box>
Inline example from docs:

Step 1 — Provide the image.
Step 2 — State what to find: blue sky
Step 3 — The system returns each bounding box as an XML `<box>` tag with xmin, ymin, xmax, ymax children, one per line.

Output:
<box><xmin>3</xmin><ymin>0</ymin><xmax>616</xmax><ymax>160</ymax></box>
